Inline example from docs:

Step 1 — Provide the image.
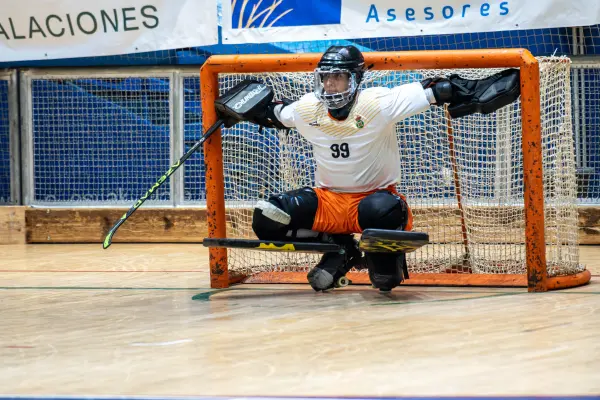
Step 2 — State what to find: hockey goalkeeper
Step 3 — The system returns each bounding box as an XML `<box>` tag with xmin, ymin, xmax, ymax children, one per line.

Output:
<box><xmin>245</xmin><ymin>45</ymin><xmax>520</xmax><ymax>292</ymax></box>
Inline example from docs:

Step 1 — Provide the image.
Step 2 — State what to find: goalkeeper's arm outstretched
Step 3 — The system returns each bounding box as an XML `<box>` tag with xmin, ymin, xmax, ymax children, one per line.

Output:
<box><xmin>243</xmin><ymin>45</ymin><xmax>520</xmax><ymax>292</ymax></box>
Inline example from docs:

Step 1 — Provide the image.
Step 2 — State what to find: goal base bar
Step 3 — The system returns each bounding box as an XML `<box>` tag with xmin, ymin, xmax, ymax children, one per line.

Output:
<box><xmin>236</xmin><ymin>270</ymin><xmax>591</xmax><ymax>290</ymax></box>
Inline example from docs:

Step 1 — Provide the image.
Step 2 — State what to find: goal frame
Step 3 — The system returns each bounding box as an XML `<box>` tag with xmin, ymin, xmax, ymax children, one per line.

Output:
<box><xmin>200</xmin><ymin>48</ymin><xmax>591</xmax><ymax>292</ymax></box>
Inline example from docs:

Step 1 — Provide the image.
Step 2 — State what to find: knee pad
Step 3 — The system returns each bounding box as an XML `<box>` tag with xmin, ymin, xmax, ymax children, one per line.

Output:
<box><xmin>358</xmin><ymin>191</ymin><xmax>408</xmax><ymax>231</ymax></box>
<box><xmin>252</xmin><ymin>187</ymin><xmax>319</xmax><ymax>240</ymax></box>
<box><xmin>269</xmin><ymin>187</ymin><xmax>319</xmax><ymax>226</ymax></box>
<box><xmin>252</xmin><ymin>200</ymin><xmax>292</xmax><ymax>240</ymax></box>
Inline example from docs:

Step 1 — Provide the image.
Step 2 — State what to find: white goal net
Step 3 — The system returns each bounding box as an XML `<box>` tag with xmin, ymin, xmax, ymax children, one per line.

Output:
<box><xmin>216</xmin><ymin>57</ymin><xmax>581</xmax><ymax>279</ymax></box>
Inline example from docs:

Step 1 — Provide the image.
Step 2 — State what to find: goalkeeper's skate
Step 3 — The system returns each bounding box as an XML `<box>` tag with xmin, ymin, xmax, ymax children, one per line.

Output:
<box><xmin>307</xmin><ymin>235</ymin><xmax>364</xmax><ymax>291</ymax></box>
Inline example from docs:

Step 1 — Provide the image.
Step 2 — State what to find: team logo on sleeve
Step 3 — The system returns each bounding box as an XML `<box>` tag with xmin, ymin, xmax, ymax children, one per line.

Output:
<box><xmin>355</xmin><ymin>115</ymin><xmax>365</xmax><ymax>129</ymax></box>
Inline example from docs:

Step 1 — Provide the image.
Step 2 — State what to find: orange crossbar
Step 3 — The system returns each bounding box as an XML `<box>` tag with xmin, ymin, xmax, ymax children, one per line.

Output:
<box><xmin>199</xmin><ymin>49</ymin><xmax>585</xmax><ymax>292</ymax></box>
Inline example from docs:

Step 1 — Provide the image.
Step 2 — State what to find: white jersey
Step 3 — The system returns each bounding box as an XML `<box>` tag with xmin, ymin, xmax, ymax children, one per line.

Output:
<box><xmin>275</xmin><ymin>82</ymin><xmax>430</xmax><ymax>193</ymax></box>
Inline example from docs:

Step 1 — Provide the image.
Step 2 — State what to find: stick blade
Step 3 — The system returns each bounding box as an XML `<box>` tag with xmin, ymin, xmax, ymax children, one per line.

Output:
<box><xmin>102</xmin><ymin>234</ymin><xmax>113</xmax><ymax>249</ymax></box>
<box><xmin>202</xmin><ymin>238</ymin><xmax>341</xmax><ymax>253</ymax></box>
<box><xmin>359</xmin><ymin>229</ymin><xmax>429</xmax><ymax>253</ymax></box>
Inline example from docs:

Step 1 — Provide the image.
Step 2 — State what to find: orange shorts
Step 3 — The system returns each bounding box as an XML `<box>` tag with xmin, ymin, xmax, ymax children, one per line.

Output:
<box><xmin>311</xmin><ymin>186</ymin><xmax>413</xmax><ymax>234</ymax></box>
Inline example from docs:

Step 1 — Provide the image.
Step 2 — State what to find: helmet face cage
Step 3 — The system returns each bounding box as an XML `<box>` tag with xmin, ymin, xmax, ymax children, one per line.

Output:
<box><xmin>314</xmin><ymin>67</ymin><xmax>360</xmax><ymax>110</ymax></box>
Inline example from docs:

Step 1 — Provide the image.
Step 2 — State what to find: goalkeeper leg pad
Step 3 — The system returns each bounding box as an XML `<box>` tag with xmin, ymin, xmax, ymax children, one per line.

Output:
<box><xmin>367</xmin><ymin>252</ymin><xmax>407</xmax><ymax>292</ymax></box>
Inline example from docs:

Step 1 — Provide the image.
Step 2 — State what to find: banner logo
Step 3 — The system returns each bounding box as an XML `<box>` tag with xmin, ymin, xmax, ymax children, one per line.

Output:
<box><xmin>231</xmin><ymin>0</ymin><xmax>341</xmax><ymax>29</ymax></box>
<box><xmin>232</xmin><ymin>85</ymin><xmax>267</xmax><ymax>110</ymax></box>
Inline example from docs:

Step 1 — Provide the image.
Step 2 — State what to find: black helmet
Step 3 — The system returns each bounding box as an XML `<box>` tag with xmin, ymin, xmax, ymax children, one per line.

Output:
<box><xmin>318</xmin><ymin>45</ymin><xmax>365</xmax><ymax>73</ymax></box>
<box><xmin>314</xmin><ymin>45</ymin><xmax>365</xmax><ymax>109</ymax></box>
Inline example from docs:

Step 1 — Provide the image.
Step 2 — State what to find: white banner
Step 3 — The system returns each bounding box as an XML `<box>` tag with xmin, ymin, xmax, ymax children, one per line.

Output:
<box><xmin>0</xmin><ymin>0</ymin><xmax>218</xmax><ymax>62</ymax></box>
<box><xmin>222</xmin><ymin>0</ymin><xmax>600</xmax><ymax>44</ymax></box>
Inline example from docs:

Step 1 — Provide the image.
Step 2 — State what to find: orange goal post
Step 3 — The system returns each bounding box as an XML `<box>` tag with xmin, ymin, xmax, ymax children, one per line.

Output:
<box><xmin>200</xmin><ymin>48</ymin><xmax>590</xmax><ymax>292</ymax></box>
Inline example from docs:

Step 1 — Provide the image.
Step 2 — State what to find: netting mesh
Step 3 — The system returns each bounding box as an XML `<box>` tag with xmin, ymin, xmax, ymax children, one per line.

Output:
<box><xmin>0</xmin><ymin>79</ymin><xmax>10</xmax><ymax>204</ymax></box>
<box><xmin>2</xmin><ymin>24</ymin><xmax>599</xmax><ymax>68</ymax></box>
<box><xmin>182</xmin><ymin>75</ymin><xmax>205</xmax><ymax>203</ymax></box>
<box><xmin>572</xmin><ymin>64</ymin><xmax>600</xmax><ymax>204</ymax></box>
<box><xmin>216</xmin><ymin>57</ymin><xmax>581</xmax><ymax>278</ymax></box>
<box><xmin>30</xmin><ymin>76</ymin><xmax>172</xmax><ymax>204</ymax></box>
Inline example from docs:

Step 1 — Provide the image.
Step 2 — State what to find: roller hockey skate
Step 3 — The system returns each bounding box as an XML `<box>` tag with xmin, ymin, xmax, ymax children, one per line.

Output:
<box><xmin>307</xmin><ymin>234</ymin><xmax>363</xmax><ymax>292</ymax></box>
<box><xmin>367</xmin><ymin>252</ymin><xmax>408</xmax><ymax>293</ymax></box>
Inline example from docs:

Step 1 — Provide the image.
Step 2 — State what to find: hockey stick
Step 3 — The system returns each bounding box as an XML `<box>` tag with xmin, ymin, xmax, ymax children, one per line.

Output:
<box><xmin>102</xmin><ymin>119</ymin><xmax>224</xmax><ymax>249</ymax></box>
<box><xmin>203</xmin><ymin>230</ymin><xmax>429</xmax><ymax>254</ymax></box>
<box><xmin>202</xmin><ymin>238</ymin><xmax>342</xmax><ymax>253</ymax></box>
<box><xmin>444</xmin><ymin>108</ymin><xmax>471</xmax><ymax>271</ymax></box>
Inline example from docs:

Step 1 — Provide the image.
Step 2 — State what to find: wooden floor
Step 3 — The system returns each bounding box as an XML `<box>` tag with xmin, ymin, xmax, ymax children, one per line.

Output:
<box><xmin>0</xmin><ymin>243</ymin><xmax>599</xmax><ymax>397</ymax></box>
